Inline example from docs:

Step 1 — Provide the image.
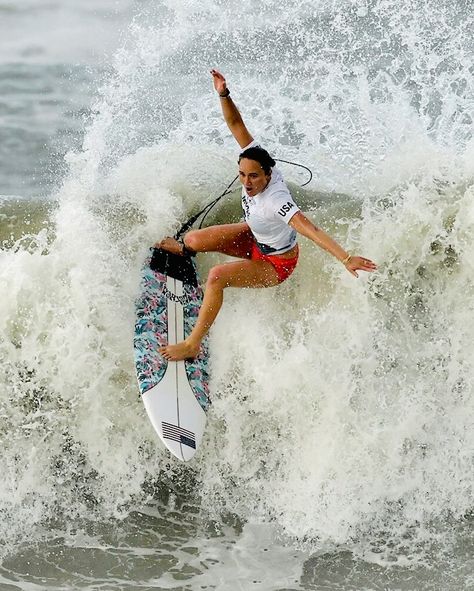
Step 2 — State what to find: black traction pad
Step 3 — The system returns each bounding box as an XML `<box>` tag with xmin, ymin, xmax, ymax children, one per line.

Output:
<box><xmin>150</xmin><ymin>248</ymin><xmax>198</xmax><ymax>287</ymax></box>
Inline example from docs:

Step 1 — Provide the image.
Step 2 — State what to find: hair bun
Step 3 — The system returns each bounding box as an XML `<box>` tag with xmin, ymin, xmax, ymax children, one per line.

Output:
<box><xmin>238</xmin><ymin>146</ymin><xmax>275</xmax><ymax>175</ymax></box>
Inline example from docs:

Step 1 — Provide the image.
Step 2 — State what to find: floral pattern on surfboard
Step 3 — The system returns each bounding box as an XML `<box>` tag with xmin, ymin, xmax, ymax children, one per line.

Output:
<box><xmin>134</xmin><ymin>252</ymin><xmax>210</xmax><ymax>412</ymax></box>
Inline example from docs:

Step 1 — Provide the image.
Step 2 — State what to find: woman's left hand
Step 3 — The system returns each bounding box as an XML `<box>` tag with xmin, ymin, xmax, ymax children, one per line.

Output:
<box><xmin>344</xmin><ymin>256</ymin><xmax>377</xmax><ymax>278</ymax></box>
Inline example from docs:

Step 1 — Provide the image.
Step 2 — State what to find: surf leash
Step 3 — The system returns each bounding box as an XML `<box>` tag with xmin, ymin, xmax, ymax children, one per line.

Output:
<box><xmin>275</xmin><ymin>158</ymin><xmax>312</xmax><ymax>186</ymax></box>
<box><xmin>174</xmin><ymin>175</ymin><xmax>239</xmax><ymax>240</ymax></box>
<box><xmin>174</xmin><ymin>158</ymin><xmax>313</xmax><ymax>240</ymax></box>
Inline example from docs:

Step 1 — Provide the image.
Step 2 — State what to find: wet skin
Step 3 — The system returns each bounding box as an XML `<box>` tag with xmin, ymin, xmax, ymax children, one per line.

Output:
<box><xmin>238</xmin><ymin>157</ymin><xmax>271</xmax><ymax>196</ymax></box>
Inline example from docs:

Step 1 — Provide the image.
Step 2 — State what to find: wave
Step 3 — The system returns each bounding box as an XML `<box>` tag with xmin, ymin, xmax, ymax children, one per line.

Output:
<box><xmin>1</xmin><ymin>0</ymin><xmax>474</xmax><ymax>566</ymax></box>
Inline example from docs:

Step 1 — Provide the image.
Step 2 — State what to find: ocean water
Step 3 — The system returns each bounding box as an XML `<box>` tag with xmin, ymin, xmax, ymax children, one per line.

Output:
<box><xmin>2</xmin><ymin>0</ymin><xmax>474</xmax><ymax>589</ymax></box>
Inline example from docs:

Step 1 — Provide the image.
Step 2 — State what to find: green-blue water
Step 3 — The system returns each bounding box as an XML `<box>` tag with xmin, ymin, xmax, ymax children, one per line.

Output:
<box><xmin>2</xmin><ymin>0</ymin><xmax>474</xmax><ymax>589</ymax></box>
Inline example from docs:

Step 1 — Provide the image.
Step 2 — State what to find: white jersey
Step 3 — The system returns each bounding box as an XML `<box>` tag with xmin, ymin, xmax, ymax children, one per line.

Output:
<box><xmin>240</xmin><ymin>141</ymin><xmax>300</xmax><ymax>255</ymax></box>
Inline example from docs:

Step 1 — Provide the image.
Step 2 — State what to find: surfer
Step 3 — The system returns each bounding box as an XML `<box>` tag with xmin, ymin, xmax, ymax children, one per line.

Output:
<box><xmin>158</xmin><ymin>69</ymin><xmax>377</xmax><ymax>361</ymax></box>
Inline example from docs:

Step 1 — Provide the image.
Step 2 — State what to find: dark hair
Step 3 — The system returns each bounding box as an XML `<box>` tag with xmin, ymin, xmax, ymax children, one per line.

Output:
<box><xmin>238</xmin><ymin>146</ymin><xmax>276</xmax><ymax>175</ymax></box>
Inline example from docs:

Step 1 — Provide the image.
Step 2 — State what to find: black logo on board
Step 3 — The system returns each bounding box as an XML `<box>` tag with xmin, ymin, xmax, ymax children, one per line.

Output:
<box><xmin>163</xmin><ymin>285</ymin><xmax>189</xmax><ymax>305</ymax></box>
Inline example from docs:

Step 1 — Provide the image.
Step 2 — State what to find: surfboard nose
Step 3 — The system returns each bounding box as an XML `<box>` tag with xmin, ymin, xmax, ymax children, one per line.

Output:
<box><xmin>142</xmin><ymin>365</ymin><xmax>206</xmax><ymax>461</ymax></box>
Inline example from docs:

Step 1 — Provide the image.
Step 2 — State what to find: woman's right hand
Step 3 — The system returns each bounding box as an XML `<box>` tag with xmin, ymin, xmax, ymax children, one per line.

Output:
<box><xmin>209</xmin><ymin>68</ymin><xmax>253</xmax><ymax>148</ymax></box>
<box><xmin>210</xmin><ymin>69</ymin><xmax>227</xmax><ymax>95</ymax></box>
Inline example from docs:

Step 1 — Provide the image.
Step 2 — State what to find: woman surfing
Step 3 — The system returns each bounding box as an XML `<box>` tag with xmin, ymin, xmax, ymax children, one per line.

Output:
<box><xmin>158</xmin><ymin>69</ymin><xmax>377</xmax><ymax>361</ymax></box>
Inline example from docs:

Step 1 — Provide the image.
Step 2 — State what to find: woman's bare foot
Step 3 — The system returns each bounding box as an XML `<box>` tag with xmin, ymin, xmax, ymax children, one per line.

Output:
<box><xmin>154</xmin><ymin>237</ymin><xmax>184</xmax><ymax>256</ymax></box>
<box><xmin>159</xmin><ymin>339</ymin><xmax>201</xmax><ymax>361</ymax></box>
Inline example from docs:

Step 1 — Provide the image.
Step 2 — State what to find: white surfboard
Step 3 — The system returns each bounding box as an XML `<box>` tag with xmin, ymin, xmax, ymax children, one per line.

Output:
<box><xmin>134</xmin><ymin>249</ymin><xmax>210</xmax><ymax>461</ymax></box>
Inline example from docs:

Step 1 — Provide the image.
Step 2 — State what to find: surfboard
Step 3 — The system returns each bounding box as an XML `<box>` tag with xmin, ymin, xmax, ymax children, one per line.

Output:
<box><xmin>134</xmin><ymin>248</ymin><xmax>210</xmax><ymax>461</ymax></box>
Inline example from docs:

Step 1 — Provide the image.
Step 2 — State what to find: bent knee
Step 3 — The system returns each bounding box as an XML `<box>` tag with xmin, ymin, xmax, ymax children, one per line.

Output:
<box><xmin>183</xmin><ymin>231</ymin><xmax>200</xmax><ymax>252</ymax></box>
<box><xmin>206</xmin><ymin>265</ymin><xmax>230</xmax><ymax>288</ymax></box>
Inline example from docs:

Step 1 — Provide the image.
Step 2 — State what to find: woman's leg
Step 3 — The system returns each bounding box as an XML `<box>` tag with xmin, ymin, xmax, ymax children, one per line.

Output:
<box><xmin>157</xmin><ymin>223</ymin><xmax>254</xmax><ymax>259</ymax></box>
<box><xmin>159</xmin><ymin>258</ymin><xmax>279</xmax><ymax>361</ymax></box>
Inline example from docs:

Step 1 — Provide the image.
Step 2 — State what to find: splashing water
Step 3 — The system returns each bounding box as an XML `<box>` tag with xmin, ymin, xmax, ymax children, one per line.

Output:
<box><xmin>2</xmin><ymin>0</ymin><xmax>474</xmax><ymax>585</ymax></box>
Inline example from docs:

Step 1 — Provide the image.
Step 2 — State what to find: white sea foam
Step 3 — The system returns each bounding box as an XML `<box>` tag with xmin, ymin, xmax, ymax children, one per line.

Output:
<box><xmin>1</xmin><ymin>0</ymin><xmax>474</xmax><ymax>576</ymax></box>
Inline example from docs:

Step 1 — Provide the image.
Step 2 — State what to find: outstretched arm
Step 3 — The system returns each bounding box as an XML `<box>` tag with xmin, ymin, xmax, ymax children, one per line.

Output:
<box><xmin>211</xmin><ymin>69</ymin><xmax>253</xmax><ymax>149</ymax></box>
<box><xmin>289</xmin><ymin>212</ymin><xmax>377</xmax><ymax>278</ymax></box>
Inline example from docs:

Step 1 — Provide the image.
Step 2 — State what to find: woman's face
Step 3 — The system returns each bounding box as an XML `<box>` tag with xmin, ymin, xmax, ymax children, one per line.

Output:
<box><xmin>239</xmin><ymin>158</ymin><xmax>271</xmax><ymax>197</ymax></box>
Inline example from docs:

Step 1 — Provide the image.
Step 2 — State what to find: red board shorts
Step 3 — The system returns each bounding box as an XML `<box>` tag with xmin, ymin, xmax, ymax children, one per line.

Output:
<box><xmin>250</xmin><ymin>242</ymin><xmax>299</xmax><ymax>284</ymax></box>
